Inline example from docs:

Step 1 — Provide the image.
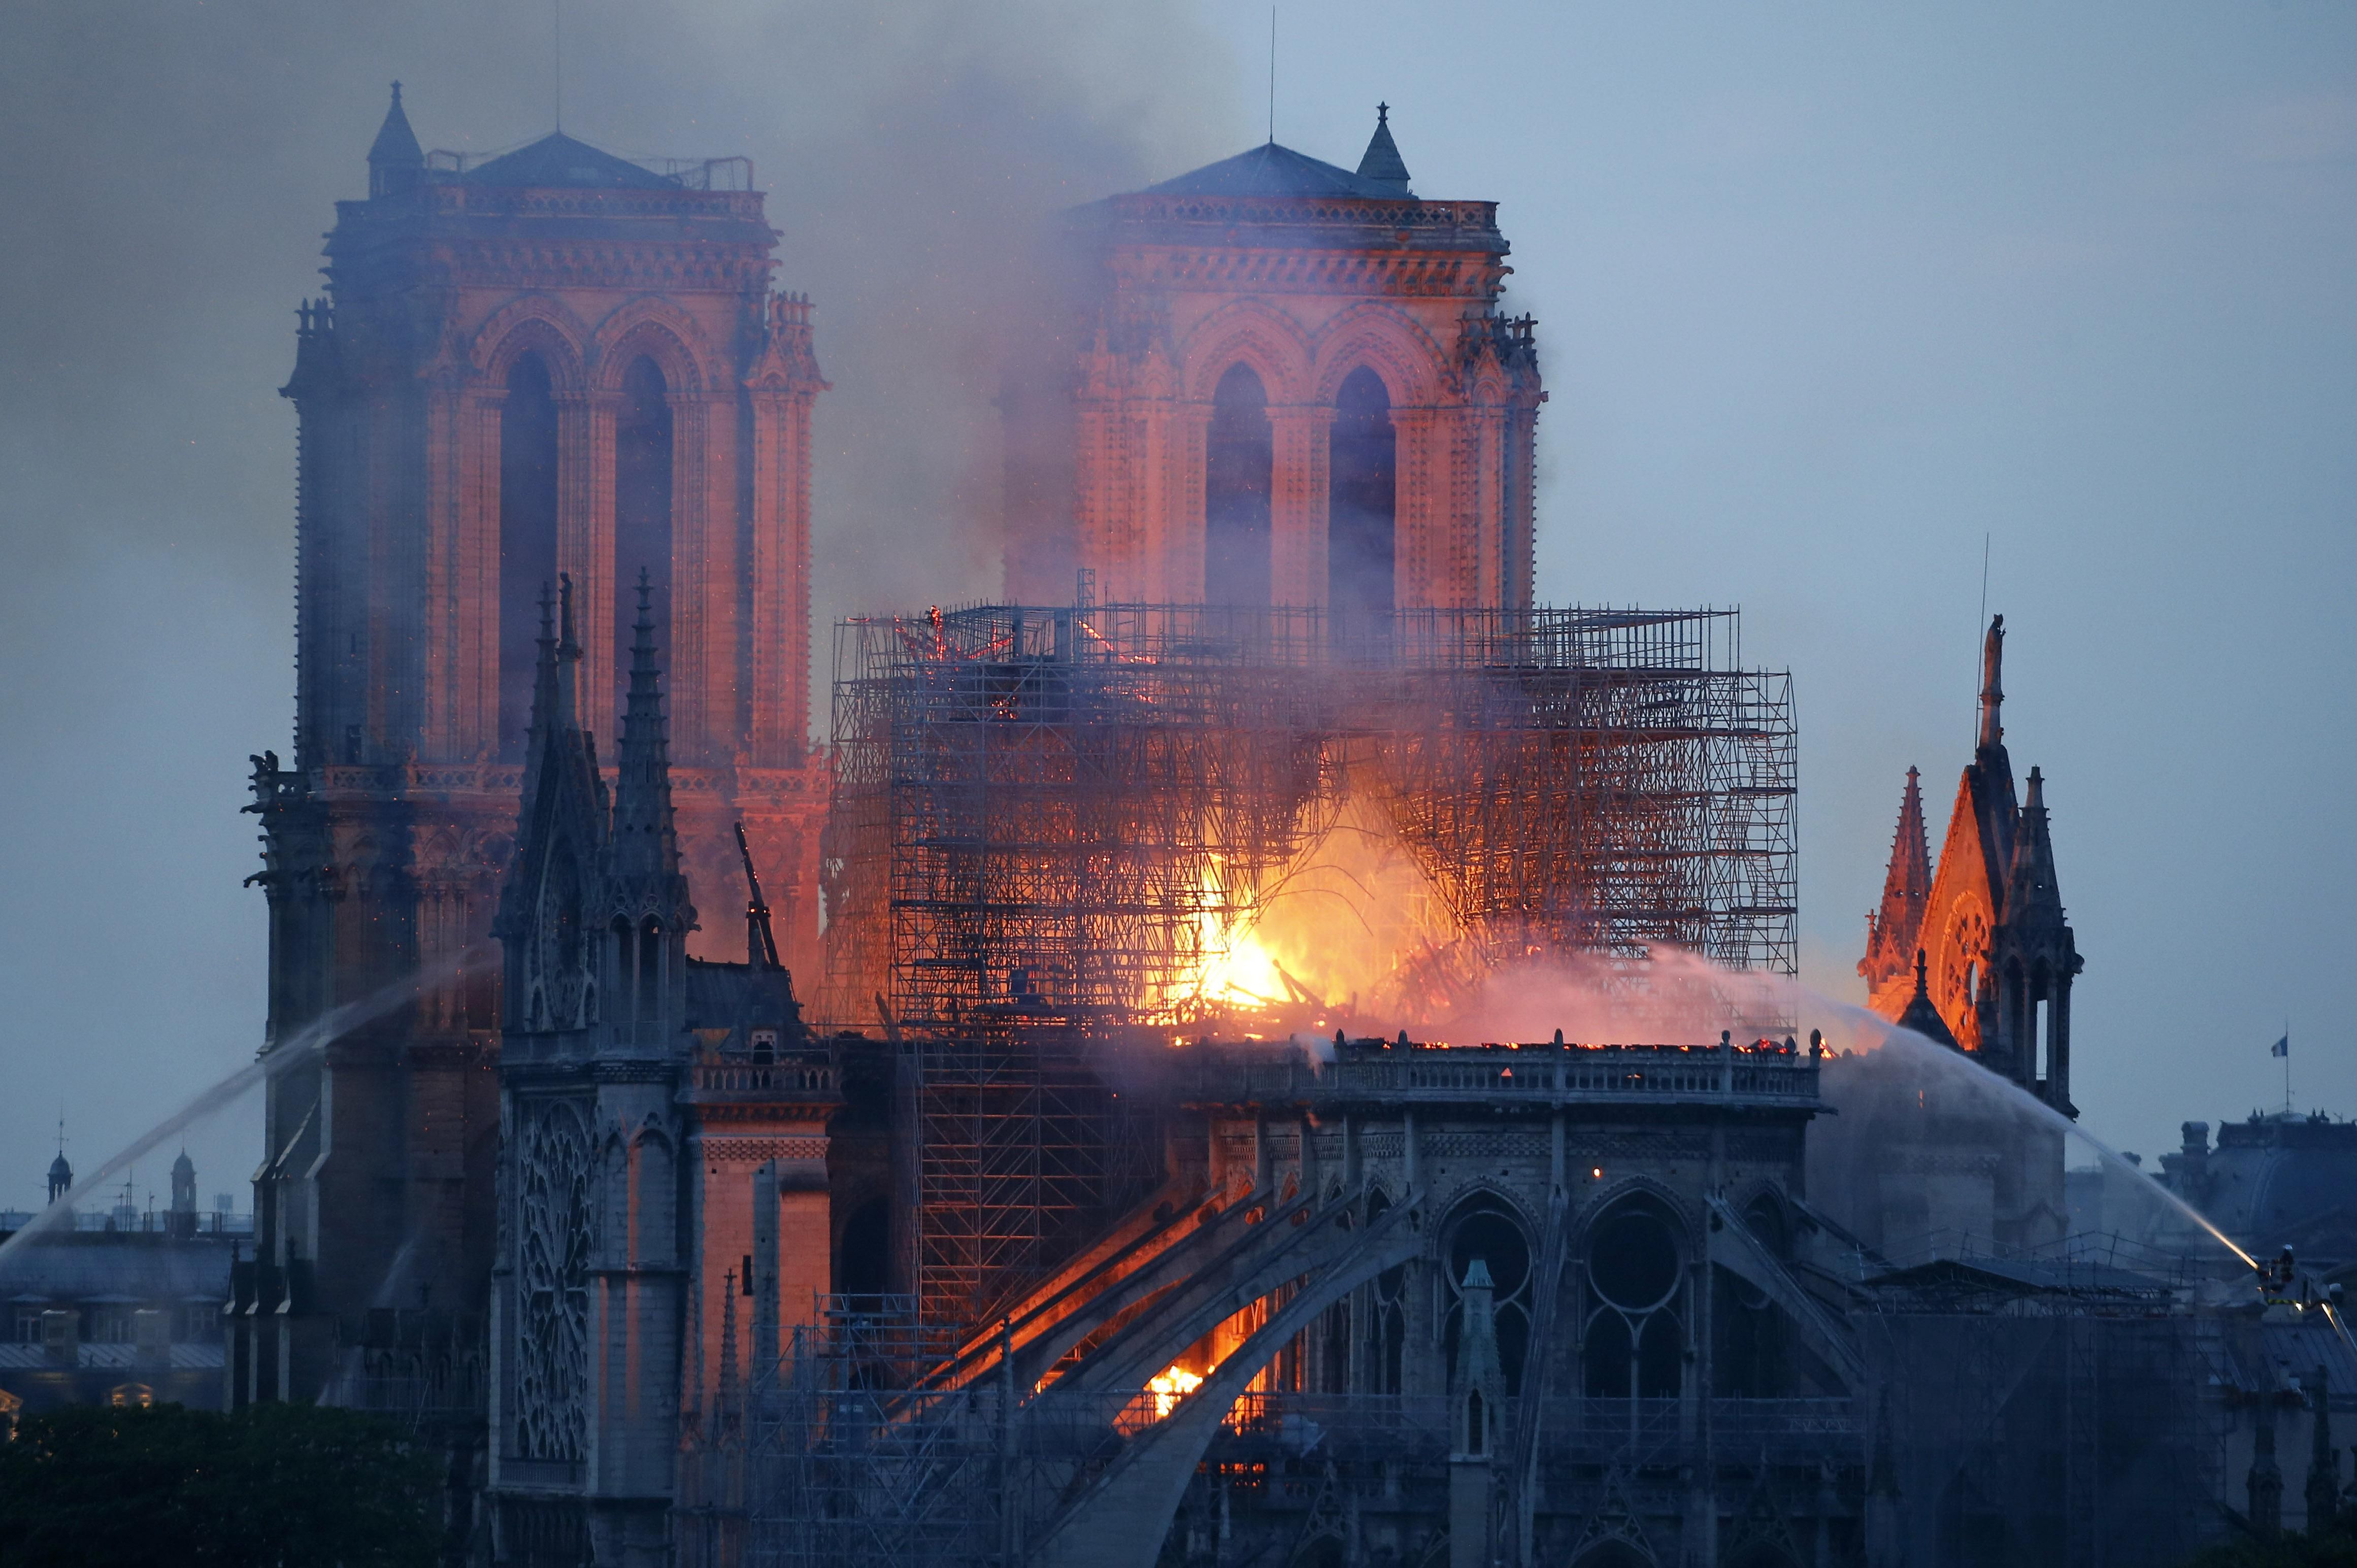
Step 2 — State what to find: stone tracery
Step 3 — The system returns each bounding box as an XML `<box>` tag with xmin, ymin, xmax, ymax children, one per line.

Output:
<box><xmin>514</xmin><ymin>1095</ymin><xmax>595</xmax><ymax>1462</ymax></box>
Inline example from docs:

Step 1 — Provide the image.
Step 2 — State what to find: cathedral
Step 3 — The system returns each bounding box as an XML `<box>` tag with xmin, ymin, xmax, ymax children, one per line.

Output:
<box><xmin>236</xmin><ymin>89</ymin><xmax>1563</xmax><ymax>1560</ymax></box>
<box><xmin>223</xmin><ymin>86</ymin><xmax>2250</xmax><ymax>1568</ymax></box>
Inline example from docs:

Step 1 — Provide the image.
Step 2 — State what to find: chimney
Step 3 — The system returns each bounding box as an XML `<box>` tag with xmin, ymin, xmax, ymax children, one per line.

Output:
<box><xmin>2178</xmin><ymin>1121</ymin><xmax>2211</xmax><ymax>1203</ymax></box>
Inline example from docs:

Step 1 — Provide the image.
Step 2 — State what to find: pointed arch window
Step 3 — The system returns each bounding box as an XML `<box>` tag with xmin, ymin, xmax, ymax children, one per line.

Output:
<box><xmin>1204</xmin><ymin>363</ymin><xmax>1272</xmax><ymax>608</ymax></box>
<box><xmin>638</xmin><ymin>918</ymin><xmax>663</xmax><ymax>1023</ymax></box>
<box><xmin>615</xmin><ymin>355</ymin><xmax>674</xmax><ymax>718</ymax></box>
<box><xmin>1581</xmin><ymin>1199</ymin><xmax>1684</xmax><ymax>1400</ymax></box>
<box><xmin>499</xmin><ymin>353</ymin><xmax>559</xmax><ymax>761</ymax></box>
<box><xmin>1442</xmin><ymin>1202</ymin><xmax>1532</xmax><ymax>1388</ymax></box>
<box><xmin>1328</xmin><ymin>368</ymin><xmax>1396</xmax><ymax>634</ymax></box>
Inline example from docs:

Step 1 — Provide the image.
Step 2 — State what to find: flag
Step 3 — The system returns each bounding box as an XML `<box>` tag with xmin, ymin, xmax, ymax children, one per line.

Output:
<box><xmin>2273</xmin><ymin>1035</ymin><xmax>2290</xmax><ymax>1058</ymax></box>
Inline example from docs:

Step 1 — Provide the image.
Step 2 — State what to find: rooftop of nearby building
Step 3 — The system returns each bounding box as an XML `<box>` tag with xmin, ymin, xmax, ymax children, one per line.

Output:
<box><xmin>0</xmin><ymin>1229</ymin><xmax>242</xmax><ymax>1302</ymax></box>
<box><xmin>0</xmin><ymin>1343</ymin><xmax>224</xmax><ymax>1372</ymax></box>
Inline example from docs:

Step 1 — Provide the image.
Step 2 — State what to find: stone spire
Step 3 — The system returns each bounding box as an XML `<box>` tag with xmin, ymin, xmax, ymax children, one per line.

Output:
<box><xmin>495</xmin><ymin>574</ymin><xmax>610</xmax><ymax>1033</ymax></box>
<box><xmin>1895</xmin><ymin>949</ymin><xmax>1961</xmax><ymax>1051</ymax></box>
<box><xmin>512</xmin><ymin>581</ymin><xmax>579</xmax><ymax>855</ymax></box>
<box><xmin>1356</xmin><ymin>103</ymin><xmax>1412</xmax><ymax>194</ymax></box>
<box><xmin>1860</xmin><ymin>767</ymin><xmax>1933</xmax><ymax>1005</ymax></box>
<box><xmin>367</xmin><ymin>82</ymin><xmax>424</xmax><ymax>198</ymax></box>
<box><xmin>717</xmin><ymin>1269</ymin><xmax>742</xmax><ymax>1440</ymax></box>
<box><xmin>1450</xmin><ymin>1257</ymin><xmax>1502</xmax><ymax>1458</ymax></box>
<box><xmin>2003</xmin><ymin>766</ymin><xmax>2065</xmax><ymax>929</ymax></box>
<box><xmin>609</xmin><ymin>571</ymin><xmax>689</xmax><ymax>925</ymax></box>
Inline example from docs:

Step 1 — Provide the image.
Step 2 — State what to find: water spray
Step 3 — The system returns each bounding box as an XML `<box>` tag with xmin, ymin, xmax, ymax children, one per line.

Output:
<box><xmin>1441</xmin><ymin>944</ymin><xmax>2265</xmax><ymax>1278</ymax></box>
<box><xmin>0</xmin><ymin>945</ymin><xmax>491</xmax><ymax>1278</ymax></box>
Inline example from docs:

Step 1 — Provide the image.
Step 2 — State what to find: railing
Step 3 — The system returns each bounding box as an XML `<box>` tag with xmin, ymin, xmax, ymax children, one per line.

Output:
<box><xmin>689</xmin><ymin>1060</ymin><xmax>837</xmax><ymax>1095</ymax></box>
<box><xmin>750</xmin><ymin>1376</ymin><xmax>1854</xmax><ymax>1464</ymax></box>
<box><xmin>1169</xmin><ymin>1042</ymin><xmax>1821</xmax><ymax>1110</ymax></box>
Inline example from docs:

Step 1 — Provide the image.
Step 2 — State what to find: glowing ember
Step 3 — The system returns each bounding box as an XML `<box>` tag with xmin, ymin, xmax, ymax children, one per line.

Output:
<box><xmin>1196</xmin><ymin>897</ymin><xmax>1287</xmax><ymax>1011</ymax></box>
<box><xmin>1147</xmin><ymin>1362</ymin><xmax>1203</xmax><ymax>1418</ymax></box>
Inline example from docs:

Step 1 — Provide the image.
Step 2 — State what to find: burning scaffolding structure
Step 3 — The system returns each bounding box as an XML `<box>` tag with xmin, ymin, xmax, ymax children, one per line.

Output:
<box><xmin>822</xmin><ymin>600</ymin><xmax>1796</xmax><ymax>1032</ymax></box>
<box><xmin>818</xmin><ymin>599</ymin><xmax>1796</xmax><ymax>1326</ymax></box>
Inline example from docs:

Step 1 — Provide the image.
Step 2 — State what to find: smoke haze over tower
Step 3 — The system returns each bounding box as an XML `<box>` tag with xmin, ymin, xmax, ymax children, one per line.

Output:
<box><xmin>0</xmin><ymin>2</ymin><xmax>2352</xmax><ymax>1228</ymax></box>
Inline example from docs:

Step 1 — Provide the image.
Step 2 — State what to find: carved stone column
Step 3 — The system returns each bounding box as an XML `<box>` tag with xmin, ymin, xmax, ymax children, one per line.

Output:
<box><xmin>1162</xmin><ymin>403</ymin><xmax>1213</xmax><ymax>604</ymax></box>
<box><xmin>446</xmin><ymin>384</ymin><xmax>504</xmax><ymax>761</ymax></box>
<box><xmin>666</xmin><ymin>388</ymin><xmax>724</xmax><ymax>760</ymax></box>
<box><xmin>562</xmin><ymin>389</ymin><xmax>613</xmax><ymax>737</ymax></box>
<box><xmin>1269</xmin><ymin>407</ymin><xmax>1332</xmax><ymax>608</ymax></box>
<box><xmin>747</xmin><ymin>375</ymin><xmax>820</xmax><ymax>764</ymax></box>
<box><xmin>1389</xmin><ymin>408</ymin><xmax>1441</xmax><ymax>610</ymax></box>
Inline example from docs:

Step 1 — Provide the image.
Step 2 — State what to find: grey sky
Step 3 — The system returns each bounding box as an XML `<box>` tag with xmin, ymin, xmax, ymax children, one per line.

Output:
<box><xmin>1</xmin><ymin>2</ymin><xmax>2349</xmax><ymax>1209</ymax></box>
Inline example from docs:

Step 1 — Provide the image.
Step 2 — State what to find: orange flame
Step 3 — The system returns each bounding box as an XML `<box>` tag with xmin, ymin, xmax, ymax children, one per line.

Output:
<box><xmin>1147</xmin><ymin>1362</ymin><xmax>1203</xmax><ymax>1418</ymax></box>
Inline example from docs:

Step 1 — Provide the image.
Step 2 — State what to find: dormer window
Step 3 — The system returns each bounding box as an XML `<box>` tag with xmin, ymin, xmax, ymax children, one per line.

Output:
<box><xmin>750</xmin><ymin>1030</ymin><xmax>777</xmax><ymax>1063</ymax></box>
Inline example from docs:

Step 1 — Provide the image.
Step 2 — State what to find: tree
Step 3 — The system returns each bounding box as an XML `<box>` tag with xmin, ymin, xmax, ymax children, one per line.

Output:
<box><xmin>0</xmin><ymin>1402</ymin><xmax>439</xmax><ymax>1568</ymax></box>
<box><xmin>2182</xmin><ymin>1529</ymin><xmax>2357</xmax><ymax>1568</ymax></box>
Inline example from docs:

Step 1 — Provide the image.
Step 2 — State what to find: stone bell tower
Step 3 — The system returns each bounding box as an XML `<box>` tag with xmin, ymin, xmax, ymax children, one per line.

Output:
<box><xmin>239</xmin><ymin>85</ymin><xmax>826</xmax><ymax>1403</ymax></box>
<box><xmin>1014</xmin><ymin>106</ymin><xmax>1543</xmax><ymax>617</ymax></box>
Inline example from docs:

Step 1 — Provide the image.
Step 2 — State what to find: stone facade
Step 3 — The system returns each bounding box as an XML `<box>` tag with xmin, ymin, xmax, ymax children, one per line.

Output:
<box><xmin>241</xmin><ymin>90</ymin><xmax>826</xmax><ymax>1407</ymax></box>
<box><xmin>768</xmin><ymin>1036</ymin><xmax>1871</xmax><ymax>1568</ymax></box>
<box><xmin>1860</xmin><ymin>616</ymin><xmax>2082</xmax><ymax>1114</ymax></box>
<box><xmin>1011</xmin><ymin>111</ymin><xmax>1543</xmax><ymax>616</ymax></box>
<box><xmin>485</xmin><ymin>578</ymin><xmax>835</xmax><ymax>1562</ymax></box>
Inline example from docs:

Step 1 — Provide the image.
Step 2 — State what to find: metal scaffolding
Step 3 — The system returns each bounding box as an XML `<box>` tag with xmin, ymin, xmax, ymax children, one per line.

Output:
<box><xmin>822</xmin><ymin>601</ymin><xmax>1794</xmax><ymax>1024</ymax></box>
<box><xmin>819</xmin><ymin>600</ymin><xmax>1796</xmax><ymax>1325</ymax></box>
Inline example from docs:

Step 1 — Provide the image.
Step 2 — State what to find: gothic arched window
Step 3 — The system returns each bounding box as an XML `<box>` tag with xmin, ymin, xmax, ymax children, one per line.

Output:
<box><xmin>1581</xmin><ymin>1197</ymin><xmax>1684</xmax><ymax>1400</ymax></box>
<box><xmin>1442</xmin><ymin>1200</ymin><xmax>1532</xmax><ymax>1389</ymax></box>
<box><xmin>1327</xmin><ymin>367</ymin><xmax>1396</xmax><ymax>635</ymax></box>
<box><xmin>615</xmin><ymin>355</ymin><xmax>674</xmax><ymax>714</ymax></box>
<box><xmin>1204</xmin><ymin>362</ymin><xmax>1272</xmax><ymax>608</ymax></box>
<box><xmin>637</xmin><ymin>917</ymin><xmax>662</xmax><ymax>1023</ymax></box>
<box><xmin>499</xmin><ymin>352</ymin><xmax>559</xmax><ymax>760</ymax></box>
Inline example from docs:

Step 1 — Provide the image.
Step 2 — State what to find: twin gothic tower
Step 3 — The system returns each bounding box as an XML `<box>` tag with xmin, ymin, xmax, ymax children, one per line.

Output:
<box><xmin>239</xmin><ymin>87</ymin><xmax>1545</xmax><ymax>1504</ymax></box>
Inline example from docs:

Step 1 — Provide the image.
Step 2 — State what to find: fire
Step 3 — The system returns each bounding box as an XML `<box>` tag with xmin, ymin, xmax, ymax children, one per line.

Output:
<box><xmin>1161</xmin><ymin>787</ymin><xmax>1466</xmax><ymax>1031</ymax></box>
<box><xmin>1147</xmin><ymin>1362</ymin><xmax>1203</xmax><ymax>1418</ymax></box>
<box><xmin>1194</xmin><ymin>878</ymin><xmax>1287</xmax><ymax>1011</ymax></box>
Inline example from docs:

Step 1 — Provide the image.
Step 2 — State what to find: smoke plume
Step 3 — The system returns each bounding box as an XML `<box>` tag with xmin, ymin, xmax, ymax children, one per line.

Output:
<box><xmin>0</xmin><ymin>0</ymin><xmax>1245</xmax><ymax>1209</ymax></box>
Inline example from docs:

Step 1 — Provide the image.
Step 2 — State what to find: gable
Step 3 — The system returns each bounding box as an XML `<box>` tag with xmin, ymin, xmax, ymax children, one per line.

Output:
<box><xmin>1919</xmin><ymin>766</ymin><xmax>2006</xmax><ymax>1050</ymax></box>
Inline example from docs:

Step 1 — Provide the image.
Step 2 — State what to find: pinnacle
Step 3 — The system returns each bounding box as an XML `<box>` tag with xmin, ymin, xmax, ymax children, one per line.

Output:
<box><xmin>368</xmin><ymin>81</ymin><xmax>424</xmax><ymax>187</ymax></box>
<box><xmin>1356</xmin><ymin>102</ymin><xmax>1412</xmax><ymax>193</ymax></box>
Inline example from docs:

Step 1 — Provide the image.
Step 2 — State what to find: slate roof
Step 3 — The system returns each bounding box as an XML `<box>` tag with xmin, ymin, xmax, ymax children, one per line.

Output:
<box><xmin>0</xmin><ymin>1235</ymin><xmax>236</xmax><ymax>1302</ymax></box>
<box><xmin>0</xmin><ymin>1343</ymin><xmax>224</xmax><ymax>1371</ymax></box>
<box><xmin>1867</xmin><ymin>1254</ymin><xmax>2174</xmax><ymax>1301</ymax></box>
<box><xmin>1355</xmin><ymin>107</ymin><xmax>1411</xmax><ymax>191</ymax></box>
<box><xmin>1140</xmin><ymin>142</ymin><xmax>1412</xmax><ymax>202</ymax></box>
<box><xmin>461</xmin><ymin>132</ymin><xmax>678</xmax><ymax>191</ymax></box>
<box><xmin>369</xmin><ymin>83</ymin><xmax>424</xmax><ymax>167</ymax></box>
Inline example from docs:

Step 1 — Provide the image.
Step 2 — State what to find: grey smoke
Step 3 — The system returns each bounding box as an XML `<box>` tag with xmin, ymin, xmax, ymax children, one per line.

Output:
<box><xmin>0</xmin><ymin>0</ymin><xmax>1244</xmax><ymax>1207</ymax></box>
<box><xmin>2</xmin><ymin>4</ymin><xmax>2353</xmax><ymax>1213</ymax></box>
